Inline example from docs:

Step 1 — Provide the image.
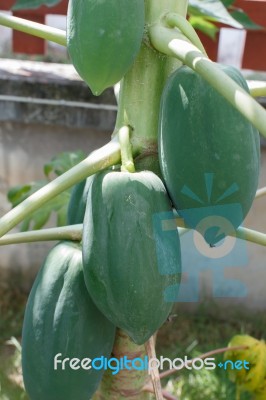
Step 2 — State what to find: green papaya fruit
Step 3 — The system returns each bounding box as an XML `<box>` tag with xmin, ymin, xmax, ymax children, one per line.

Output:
<box><xmin>22</xmin><ymin>241</ymin><xmax>116</xmax><ymax>400</ymax></box>
<box><xmin>67</xmin><ymin>0</ymin><xmax>145</xmax><ymax>95</ymax></box>
<box><xmin>67</xmin><ymin>177</ymin><xmax>93</xmax><ymax>225</ymax></box>
<box><xmin>159</xmin><ymin>64</ymin><xmax>260</xmax><ymax>244</ymax></box>
<box><xmin>82</xmin><ymin>170</ymin><xmax>181</xmax><ymax>345</ymax></box>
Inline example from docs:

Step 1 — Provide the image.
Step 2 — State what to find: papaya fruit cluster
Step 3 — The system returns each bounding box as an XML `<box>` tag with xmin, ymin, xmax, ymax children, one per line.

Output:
<box><xmin>22</xmin><ymin>164</ymin><xmax>182</xmax><ymax>400</ymax></box>
<box><xmin>22</xmin><ymin>6</ymin><xmax>261</xmax><ymax>395</ymax></box>
<box><xmin>224</xmin><ymin>335</ymin><xmax>266</xmax><ymax>398</ymax></box>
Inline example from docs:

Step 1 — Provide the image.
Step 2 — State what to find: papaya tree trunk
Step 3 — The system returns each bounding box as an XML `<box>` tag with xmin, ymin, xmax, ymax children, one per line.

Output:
<box><xmin>95</xmin><ymin>0</ymin><xmax>188</xmax><ymax>398</ymax></box>
<box><xmin>114</xmin><ymin>0</ymin><xmax>188</xmax><ymax>153</ymax></box>
<box><xmin>93</xmin><ymin>329</ymin><xmax>153</xmax><ymax>400</ymax></box>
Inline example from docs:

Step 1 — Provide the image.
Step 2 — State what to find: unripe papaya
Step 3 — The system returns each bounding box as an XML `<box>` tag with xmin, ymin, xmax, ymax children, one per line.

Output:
<box><xmin>82</xmin><ymin>170</ymin><xmax>181</xmax><ymax>345</ymax></box>
<box><xmin>159</xmin><ymin>64</ymin><xmax>260</xmax><ymax>245</ymax></box>
<box><xmin>67</xmin><ymin>177</ymin><xmax>93</xmax><ymax>225</ymax></box>
<box><xmin>67</xmin><ymin>0</ymin><xmax>145</xmax><ymax>95</ymax></box>
<box><xmin>22</xmin><ymin>241</ymin><xmax>116</xmax><ymax>400</ymax></box>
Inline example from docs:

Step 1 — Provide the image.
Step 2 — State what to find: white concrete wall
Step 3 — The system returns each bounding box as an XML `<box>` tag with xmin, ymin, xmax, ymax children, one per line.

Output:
<box><xmin>0</xmin><ymin>120</ymin><xmax>110</xmax><ymax>291</ymax></box>
<box><xmin>177</xmin><ymin>148</ymin><xmax>266</xmax><ymax>310</ymax></box>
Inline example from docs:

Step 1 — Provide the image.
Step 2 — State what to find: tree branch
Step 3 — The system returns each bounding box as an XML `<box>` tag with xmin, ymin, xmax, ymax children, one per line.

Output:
<box><xmin>247</xmin><ymin>80</ymin><xmax>266</xmax><ymax>98</ymax></box>
<box><xmin>0</xmin><ymin>12</ymin><xmax>66</xmax><ymax>46</ymax></box>
<box><xmin>175</xmin><ymin>217</ymin><xmax>266</xmax><ymax>246</ymax></box>
<box><xmin>145</xmin><ymin>335</ymin><xmax>164</xmax><ymax>400</ymax></box>
<box><xmin>149</xmin><ymin>25</ymin><xmax>266</xmax><ymax>139</ymax></box>
<box><xmin>256</xmin><ymin>187</ymin><xmax>266</xmax><ymax>199</ymax></box>
<box><xmin>159</xmin><ymin>345</ymin><xmax>248</xmax><ymax>379</ymax></box>
<box><xmin>0</xmin><ymin>139</ymin><xmax>120</xmax><ymax>238</ymax></box>
<box><xmin>0</xmin><ymin>225</ymin><xmax>83</xmax><ymax>246</ymax></box>
<box><xmin>1</xmin><ymin>219</ymin><xmax>265</xmax><ymax>247</ymax></box>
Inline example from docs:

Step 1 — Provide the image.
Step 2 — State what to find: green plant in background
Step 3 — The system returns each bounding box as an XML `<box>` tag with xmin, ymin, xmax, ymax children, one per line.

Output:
<box><xmin>12</xmin><ymin>0</ymin><xmax>263</xmax><ymax>39</ymax></box>
<box><xmin>7</xmin><ymin>151</ymin><xmax>85</xmax><ymax>230</ymax></box>
<box><xmin>187</xmin><ymin>0</ymin><xmax>262</xmax><ymax>39</ymax></box>
<box><xmin>0</xmin><ymin>0</ymin><xmax>266</xmax><ymax>399</ymax></box>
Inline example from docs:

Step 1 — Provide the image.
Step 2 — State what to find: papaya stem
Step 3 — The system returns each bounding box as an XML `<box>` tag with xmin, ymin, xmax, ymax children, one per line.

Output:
<box><xmin>0</xmin><ymin>139</ymin><xmax>120</xmax><ymax>238</ymax></box>
<box><xmin>118</xmin><ymin>126</ymin><xmax>136</xmax><ymax>173</ymax></box>
<box><xmin>234</xmin><ymin>226</ymin><xmax>266</xmax><ymax>246</ymax></box>
<box><xmin>247</xmin><ymin>80</ymin><xmax>266</xmax><ymax>97</ymax></box>
<box><xmin>0</xmin><ymin>12</ymin><xmax>66</xmax><ymax>46</ymax></box>
<box><xmin>145</xmin><ymin>336</ymin><xmax>163</xmax><ymax>400</ymax></box>
<box><xmin>256</xmin><ymin>187</ymin><xmax>266</xmax><ymax>199</ymax></box>
<box><xmin>159</xmin><ymin>345</ymin><xmax>248</xmax><ymax>380</ymax></box>
<box><xmin>149</xmin><ymin>24</ymin><xmax>266</xmax><ymax>138</ymax></box>
<box><xmin>175</xmin><ymin>217</ymin><xmax>266</xmax><ymax>246</ymax></box>
<box><xmin>1</xmin><ymin>221</ymin><xmax>265</xmax><ymax>247</ymax></box>
<box><xmin>0</xmin><ymin>224</ymin><xmax>82</xmax><ymax>246</ymax></box>
<box><xmin>163</xmin><ymin>13</ymin><xmax>207</xmax><ymax>56</ymax></box>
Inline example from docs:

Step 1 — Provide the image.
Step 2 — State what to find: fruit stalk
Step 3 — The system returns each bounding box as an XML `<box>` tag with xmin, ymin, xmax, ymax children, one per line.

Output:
<box><xmin>118</xmin><ymin>126</ymin><xmax>135</xmax><ymax>172</ymax></box>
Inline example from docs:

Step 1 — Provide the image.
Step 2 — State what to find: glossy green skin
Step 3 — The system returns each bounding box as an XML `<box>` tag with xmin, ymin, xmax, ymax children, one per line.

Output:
<box><xmin>67</xmin><ymin>177</ymin><xmax>93</xmax><ymax>225</ymax></box>
<box><xmin>67</xmin><ymin>0</ymin><xmax>145</xmax><ymax>95</ymax></box>
<box><xmin>82</xmin><ymin>170</ymin><xmax>181</xmax><ymax>345</ymax></box>
<box><xmin>22</xmin><ymin>241</ymin><xmax>116</xmax><ymax>400</ymax></box>
<box><xmin>159</xmin><ymin>65</ymin><xmax>260</xmax><ymax>242</ymax></box>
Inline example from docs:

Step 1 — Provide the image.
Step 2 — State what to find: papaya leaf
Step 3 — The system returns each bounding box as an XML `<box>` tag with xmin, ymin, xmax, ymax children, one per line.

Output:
<box><xmin>230</xmin><ymin>9</ymin><xmax>263</xmax><ymax>30</ymax></box>
<box><xmin>188</xmin><ymin>0</ymin><xmax>243</xmax><ymax>28</ymax></box>
<box><xmin>44</xmin><ymin>150</ymin><xmax>85</xmax><ymax>179</ymax></box>
<box><xmin>220</xmin><ymin>0</ymin><xmax>235</xmax><ymax>8</ymax></box>
<box><xmin>189</xmin><ymin>16</ymin><xmax>219</xmax><ymax>40</ymax></box>
<box><xmin>12</xmin><ymin>0</ymin><xmax>61</xmax><ymax>10</ymax></box>
<box><xmin>7</xmin><ymin>184</ymin><xmax>32</xmax><ymax>207</ymax></box>
<box><xmin>7</xmin><ymin>151</ymin><xmax>85</xmax><ymax>231</ymax></box>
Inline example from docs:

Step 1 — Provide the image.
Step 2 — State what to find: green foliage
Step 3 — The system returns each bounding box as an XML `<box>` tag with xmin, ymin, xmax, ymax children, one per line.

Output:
<box><xmin>174</xmin><ymin>364</ymin><xmax>231</xmax><ymax>400</ymax></box>
<box><xmin>188</xmin><ymin>0</ymin><xmax>262</xmax><ymax>39</ymax></box>
<box><xmin>188</xmin><ymin>16</ymin><xmax>218</xmax><ymax>40</ymax></box>
<box><xmin>168</xmin><ymin>361</ymin><xmax>252</xmax><ymax>399</ymax></box>
<box><xmin>188</xmin><ymin>0</ymin><xmax>242</xmax><ymax>29</ymax></box>
<box><xmin>230</xmin><ymin>9</ymin><xmax>262</xmax><ymax>30</ymax></box>
<box><xmin>12</xmin><ymin>0</ymin><xmax>261</xmax><ymax>42</ymax></box>
<box><xmin>7</xmin><ymin>151</ymin><xmax>85</xmax><ymax>231</ymax></box>
<box><xmin>156</xmin><ymin>303</ymin><xmax>261</xmax><ymax>400</ymax></box>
